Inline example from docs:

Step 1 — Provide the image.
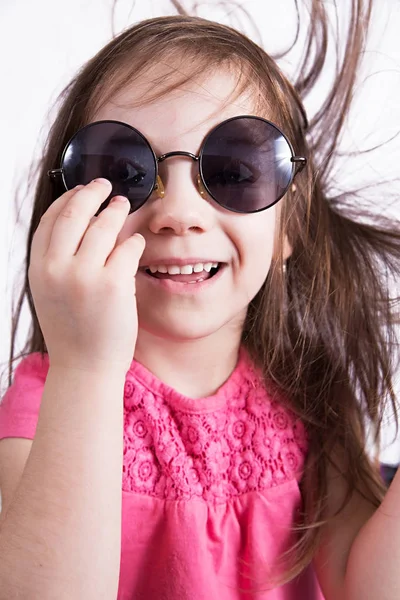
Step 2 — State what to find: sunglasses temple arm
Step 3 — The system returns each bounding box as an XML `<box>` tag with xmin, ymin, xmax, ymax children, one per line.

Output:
<box><xmin>47</xmin><ymin>168</ymin><xmax>64</xmax><ymax>181</ymax></box>
<box><xmin>292</xmin><ymin>157</ymin><xmax>307</xmax><ymax>176</ymax></box>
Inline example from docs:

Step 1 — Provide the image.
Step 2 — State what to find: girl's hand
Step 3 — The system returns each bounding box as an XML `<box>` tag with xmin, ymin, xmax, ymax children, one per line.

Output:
<box><xmin>28</xmin><ymin>178</ymin><xmax>145</xmax><ymax>374</ymax></box>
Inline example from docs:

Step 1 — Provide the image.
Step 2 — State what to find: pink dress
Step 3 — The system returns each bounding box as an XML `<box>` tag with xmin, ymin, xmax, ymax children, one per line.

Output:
<box><xmin>0</xmin><ymin>348</ymin><xmax>325</xmax><ymax>600</ymax></box>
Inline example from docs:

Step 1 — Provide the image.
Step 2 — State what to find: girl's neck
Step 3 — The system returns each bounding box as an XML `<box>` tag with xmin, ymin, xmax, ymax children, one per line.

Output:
<box><xmin>133</xmin><ymin>329</ymin><xmax>243</xmax><ymax>399</ymax></box>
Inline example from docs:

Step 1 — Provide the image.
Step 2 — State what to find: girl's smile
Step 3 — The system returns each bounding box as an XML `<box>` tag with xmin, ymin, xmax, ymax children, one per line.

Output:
<box><xmin>137</xmin><ymin>259</ymin><xmax>227</xmax><ymax>293</ymax></box>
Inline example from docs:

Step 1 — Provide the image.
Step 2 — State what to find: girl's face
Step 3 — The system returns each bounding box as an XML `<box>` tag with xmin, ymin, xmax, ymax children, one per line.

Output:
<box><xmin>93</xmin><ymin>67</ymin><xmax>290</xmax><ymax>342</ymax></box>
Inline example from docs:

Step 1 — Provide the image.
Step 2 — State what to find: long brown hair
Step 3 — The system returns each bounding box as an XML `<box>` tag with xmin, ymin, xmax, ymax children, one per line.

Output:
<box><xmin>5</xmin><ymin>0</ymin><xmax>400</xmax><ymax>590</ymax></box>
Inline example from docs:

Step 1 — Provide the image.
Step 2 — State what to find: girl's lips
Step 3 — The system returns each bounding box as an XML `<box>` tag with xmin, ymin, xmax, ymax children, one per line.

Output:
<box><xmin>137</xmin><ymin>263</ymin><xmax>226</xmax><ymax>294</ymax></box>
<box><xmin>145</xmin><ymin>270</ymin><xmax>213</xmax><ymax>283</ymax></box>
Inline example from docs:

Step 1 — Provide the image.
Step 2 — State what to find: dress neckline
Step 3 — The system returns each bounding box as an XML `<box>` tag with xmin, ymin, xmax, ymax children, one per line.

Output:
<box><xmin>127</xmin><ymin>346</ymin><xmax>256</xmax><ymax>414</ymax></box>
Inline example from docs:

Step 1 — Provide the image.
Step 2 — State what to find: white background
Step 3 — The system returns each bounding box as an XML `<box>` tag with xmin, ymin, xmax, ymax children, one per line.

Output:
<box><xmin>1</xmin><ymin>0</ymin><xmax>400</xmax><ymax>462</ymax></box>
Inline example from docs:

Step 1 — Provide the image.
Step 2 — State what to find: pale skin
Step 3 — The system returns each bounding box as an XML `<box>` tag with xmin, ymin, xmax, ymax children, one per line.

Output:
<box><xmin>0</xmin><ymin>66</ymin><xmax>399</xmax><ymax>599</ymax></box>
<box><xmin>92</xmin><ymin>69</ymin><xmax>291</xmax><ymax>398</ymax></box>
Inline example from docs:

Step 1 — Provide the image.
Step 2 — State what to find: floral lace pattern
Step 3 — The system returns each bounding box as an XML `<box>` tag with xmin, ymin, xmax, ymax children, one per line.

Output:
<box><xmin>122</xmin><ymin>354</ymin><xmax>308</xmax><ymax>504</ymax></box>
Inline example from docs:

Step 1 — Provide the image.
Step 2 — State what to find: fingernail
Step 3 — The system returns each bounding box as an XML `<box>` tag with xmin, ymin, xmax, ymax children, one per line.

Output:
<box><xmin>110</xmin><ymin>195</ymin><xmax>128</xmax><ymax>203</ymax></box>
<box><xmin>134</xmin><ymin>233</ymin><xmax>146</xmax><ymax>246</ymax></box>
<box><xmin>93</xmin><ymin>178</ymin><xmax>111</xmax><ymax>186</ymax></box>
<box><xmin>74</xmin><ymin>185</ymin><xmax>84</xmax><ymax>190</ymax></box>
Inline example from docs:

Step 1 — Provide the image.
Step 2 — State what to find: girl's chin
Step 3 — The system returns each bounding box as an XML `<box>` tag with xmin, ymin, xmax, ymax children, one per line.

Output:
<box><xmin>136</xmin><ymin>314</ymin><xmax>227</xmax><ymax>342</ymax></box>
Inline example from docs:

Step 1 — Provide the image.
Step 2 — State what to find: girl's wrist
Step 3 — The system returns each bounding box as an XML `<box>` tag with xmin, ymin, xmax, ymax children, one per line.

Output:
<box><xmin>48</xmin><ymin>358</ymin><xmax>130</xmax><ymax>379</ymax></box>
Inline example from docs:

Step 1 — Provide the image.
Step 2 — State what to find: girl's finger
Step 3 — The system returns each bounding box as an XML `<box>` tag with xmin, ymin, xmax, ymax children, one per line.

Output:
<box><xmin>30</xmin><ymin>186</ymin><xmax>83</xmax><ymax>263</ymax></box>
<box><xmin>75</xmin><ymin>196</ymin><xmax>131</xmax><ymax>266</ymax></box>
<box><xmin>45</xmin><ymin>179</ymin><xmax>112</xmax><ymax>261</ymax></box>
<box><xmin>105</xmin><ymin>233</ymin><xmax>146</xmax><ymax>282</ymax></box>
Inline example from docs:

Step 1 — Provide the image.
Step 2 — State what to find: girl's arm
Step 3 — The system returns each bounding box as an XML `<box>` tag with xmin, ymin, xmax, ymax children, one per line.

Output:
<box><xmin>344</xmin><ymin>467</ymin><xmax>400</xmax><ymax>599</ymax></box>
<box><xmin>313</xmin><ymin>444</ymin><xmax>399</xmax><ymax>600</ymax></box>
<box><xmin>0</xmin><ymin>365</ymin><xmax>126</xmax><ymax>600</ymax></box>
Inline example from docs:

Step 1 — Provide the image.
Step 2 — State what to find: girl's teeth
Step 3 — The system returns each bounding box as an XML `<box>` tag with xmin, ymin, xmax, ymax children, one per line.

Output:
<box><xmin>167</xmin><ymin>265</ymin><xmax>180</xmax><ymax>275</ymax></box>
<box><xmin>180</xmin><ymin>265</ymin><xmax>194</xmax><ymax>275</ymax></box>
<box><xmin>146</xmin><ymin>262</ymin><xmax>220</xmax><ymax>275</ymax></box>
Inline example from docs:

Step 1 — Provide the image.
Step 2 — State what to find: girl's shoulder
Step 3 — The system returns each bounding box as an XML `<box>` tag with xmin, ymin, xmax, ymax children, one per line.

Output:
<box><xmin>0</xmin><ymin>352</ymin><xmax>50</xmax><ymax>441</ymax></box>
<box><xmin>1</xmin><ymin>351</ymin><xmax>50</xmax><ymax>402</ymax></box>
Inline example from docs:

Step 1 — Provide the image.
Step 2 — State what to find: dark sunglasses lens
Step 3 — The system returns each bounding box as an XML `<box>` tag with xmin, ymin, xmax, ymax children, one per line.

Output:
<box><xmin>62</xmin><ymin>121</ymin><xmax>157</xmax><ymax>212</ymax></box>
<box><xmin>201</xmin><ymin>117</ymin><xmax>294</xmax><ymax>212</ymax></box>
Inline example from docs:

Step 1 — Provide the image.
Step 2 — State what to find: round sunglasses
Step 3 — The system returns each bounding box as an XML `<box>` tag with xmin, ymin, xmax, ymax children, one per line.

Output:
<box><xmin>48</xmin><ymin>115</ymin><xmax>306</xmax><ymax>216</ymax></box>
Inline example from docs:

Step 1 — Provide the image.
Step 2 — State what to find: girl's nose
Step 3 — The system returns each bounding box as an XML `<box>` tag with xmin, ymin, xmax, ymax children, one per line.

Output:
<box><xmin>147</xmin><ymin>162</ymin><xmax>215</xmax><ymax>236</ymax></box>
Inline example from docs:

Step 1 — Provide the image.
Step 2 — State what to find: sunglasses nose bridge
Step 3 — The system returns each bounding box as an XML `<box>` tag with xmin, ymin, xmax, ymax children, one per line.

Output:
<box><xmin>155</xmin><ymin>151</ymin><xmax>201</xmax><ymax>199</ymax></box>
<box><xmin>157</xmin><ymin>151</ymin><xmax>199</xmax><ymax>163</ymax></box>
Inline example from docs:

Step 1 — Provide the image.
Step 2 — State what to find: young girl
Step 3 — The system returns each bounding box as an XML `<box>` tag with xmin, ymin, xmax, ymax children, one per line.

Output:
<box><xmin>0</xmin><ymin>2</ymin><xmax>399</xmax><ymax>599</ymax></box>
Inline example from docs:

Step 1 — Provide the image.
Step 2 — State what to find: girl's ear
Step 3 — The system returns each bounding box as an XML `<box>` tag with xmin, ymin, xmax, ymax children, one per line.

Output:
<box><xmin>282</xmin><ymin>233</ymin><xmax>293</xmax><ymax>261</ymax></box>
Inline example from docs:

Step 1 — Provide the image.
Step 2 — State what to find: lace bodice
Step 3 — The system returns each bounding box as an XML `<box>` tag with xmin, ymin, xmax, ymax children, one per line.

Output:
<box><xmin>122</xmin><ymin>349</ymin><xmax>308</xmax><ymax>503</ymax></box>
